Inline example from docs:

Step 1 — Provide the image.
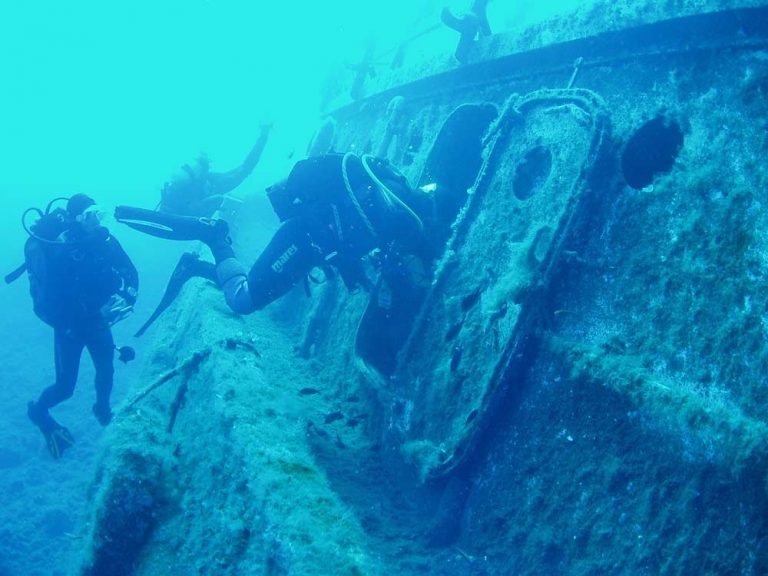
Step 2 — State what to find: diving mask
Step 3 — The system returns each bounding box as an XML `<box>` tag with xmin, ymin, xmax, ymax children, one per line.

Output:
<box><xmin>76</xmin><ymin>204</ymin><xmax>108</xmax><ymax>226</ymax></box>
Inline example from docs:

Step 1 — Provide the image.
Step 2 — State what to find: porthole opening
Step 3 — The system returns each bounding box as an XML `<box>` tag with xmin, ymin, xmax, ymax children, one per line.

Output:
<box><xmin>621</xmin><ymin>116</ymin><xmax>684</xmax><ymax>190</ymax></box>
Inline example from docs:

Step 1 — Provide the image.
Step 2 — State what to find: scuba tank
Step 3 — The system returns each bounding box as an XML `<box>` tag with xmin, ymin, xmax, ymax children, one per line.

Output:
<box><xmin>4</xmin><ymin>197</ymin><xmax>70</xmax><ymax>284</ymax></box>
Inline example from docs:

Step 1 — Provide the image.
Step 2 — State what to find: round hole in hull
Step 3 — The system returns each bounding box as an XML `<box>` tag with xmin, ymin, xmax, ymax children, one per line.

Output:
<box><xmin>621</xmin><ymin>116</ymin><xmax>684</xmax><ymax>190</ymax></box>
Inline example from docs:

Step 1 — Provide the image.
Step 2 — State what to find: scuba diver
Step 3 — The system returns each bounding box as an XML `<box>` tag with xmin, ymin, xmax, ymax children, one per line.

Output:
<box><xmin>159</xmin><ymin>123</ymin><xmax>273</xmax><ymax>217</ymax></box>
<box><xmin>441</xmin><ymin>0</ymin><xmax>491</xmax><ymax>63</ymax></box>
<box><xmin>209</xmin><ymin>152</ymin><xmax>430</xmax><ymax>314</ymax></box>
<box><xmin>122</xmin><ymin>125</ymin><xmax>273</xmax><ymax>337</ymax></box>
<box><xmin>115</xmin><ymin>153</ymin><xmax>435</xmax><ymax>358</ymax></box>
<box><xmin>11</xmin><ymin>194</ymin><xmax>139</xmax><ymax>459</ymax></box>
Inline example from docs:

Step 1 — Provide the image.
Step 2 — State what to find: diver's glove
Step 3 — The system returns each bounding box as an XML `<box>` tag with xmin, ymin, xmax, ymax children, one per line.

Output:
<box><xmin>122</xmin><ymin>285</ymin><xmax>138</xmax><ymax>306</ymax></box>
<box><xmin>100</xmin><ymin>294</ymin><xmax>134</xmax><ymax>326</ymax></box>
<box><xmin>198</xmin><ymin>218</ymin><xmax>230</xmax><ymax>244</ymax></box>
<box><xmin>200</xmin><ymin>219</ymin><xmax>236</xmax><ymax>262</ymax></box>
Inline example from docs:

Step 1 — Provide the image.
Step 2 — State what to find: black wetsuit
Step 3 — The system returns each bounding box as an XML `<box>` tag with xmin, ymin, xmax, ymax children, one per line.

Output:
<box><xmin>215</xmin><ymin>153</ymin><xmax>427</xmax><ymax>313</ymax></box>
<box><xmin>33</xmin><ymin>228</ymin><xmax>138</xmax><ymax>416</ymax></box>
<box><xmin>160</xmin><ymin>126</ymin><xmax>272</xmax><ymax>218</ymax></box>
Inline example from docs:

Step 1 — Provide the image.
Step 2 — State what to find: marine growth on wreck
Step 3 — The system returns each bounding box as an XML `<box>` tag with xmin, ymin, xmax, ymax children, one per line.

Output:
<box><xmin>3</xmin><ymin>1</ymin><xmax>768</xmax><ymax>575</ymax></box>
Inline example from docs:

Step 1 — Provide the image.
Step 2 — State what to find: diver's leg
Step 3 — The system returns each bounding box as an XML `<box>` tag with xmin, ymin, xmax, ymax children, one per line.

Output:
<box><xmin>33</xmin><ymin>328</ymin><xmax>84</xmax><ymax>415</ymax></box>
<box><xmin>213</xmin><ymin>216</ymin><xmax>323</xmax><ymax>314</ymax></box>
<box><xmin>247</xmin><ymin>217</ymin><xmax>324</xmax><ymax>309</ymax></box>
<box><xmin>85</xmin><ymin>321</ymin><xmax>115</xmax><ymax>426</ymax></box>
<box><xmin>27</xmin><ymin>327</ymin><xmax>81</xmax><ymax>458</ymax></box>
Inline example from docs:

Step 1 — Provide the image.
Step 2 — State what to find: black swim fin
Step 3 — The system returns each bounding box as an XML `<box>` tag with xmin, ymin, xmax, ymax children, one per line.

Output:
<box><xmin>114</xmin><ymin>205</ymin><xmax>229</xmax><ymax>243</ymax></box>
<box><xmin>134</xmin><ymin>252</ymin><xmax>217</xmax><ymax>337</ymax></box>
<box><xmin>46</xmin><ymin>425</ymin><xmax>75</xmax><ymax>459</ymax></box>
<box><xmin>28</xmin><ymin>402</ymin><xmax>75</xmax><ymax>460</ymax></box>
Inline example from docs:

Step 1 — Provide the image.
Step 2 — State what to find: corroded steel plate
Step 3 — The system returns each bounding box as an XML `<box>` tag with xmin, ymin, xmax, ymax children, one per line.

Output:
<box><xmin>393</xmin><ymin>89</ymin><xmax>610</xmax><ymax>480</ymax></box>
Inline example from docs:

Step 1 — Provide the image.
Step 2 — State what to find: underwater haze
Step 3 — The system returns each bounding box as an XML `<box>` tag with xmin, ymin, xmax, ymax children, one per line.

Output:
<box><xmin>0</xmin><ymin>3</ymin><xmax>590</xmax><ymax>574</ymax></box>
<box><xmin>5</xmin><ymin>1</ymin><xmax>767</xmax><ymax>575</ymax></box>
<box><xmin>0</xmin><ymin>0</ymin><xmax>587</xmax><ymax>271</ymax></box>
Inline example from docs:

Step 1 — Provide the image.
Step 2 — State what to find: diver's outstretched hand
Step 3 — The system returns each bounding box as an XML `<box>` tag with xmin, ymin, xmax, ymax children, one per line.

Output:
<box><xmin>197</xmin><ymin>218</ymin><xmax>231</xmax><ymax>247</ymax></box>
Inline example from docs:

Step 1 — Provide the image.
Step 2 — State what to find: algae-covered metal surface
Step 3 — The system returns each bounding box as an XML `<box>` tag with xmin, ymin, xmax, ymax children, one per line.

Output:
<box><xmin>77</xmin><ymin>4</ymin><xmax>768</xmax><ymax>575</ymax></box>
<box><xmin>392</xmin><ymin>89</ymin><xmax>610</xmax><ymax>480</ymax></box>
<box><xmin>79</xmin><ymin>286</ymin><xmax>378</xmax><ymax>576</ymax></box>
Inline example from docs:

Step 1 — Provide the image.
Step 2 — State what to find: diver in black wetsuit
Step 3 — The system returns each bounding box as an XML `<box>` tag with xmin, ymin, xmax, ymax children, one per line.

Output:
<box><xmin>441</xmin><ymin>0</ymin><xmax>491</xmax><ymax>63</ymax></box>
<box><xmin>26</xmin><ymin>194</ymin><xmax>139</xmax><ymax>459</ymax></box>
<box><xmin>159</xmin><ymin>124</ymin><xmax>272</xmax><ymax>217</ymax></box>
<box><xmin>117</xmin><ymin>153</ymin><xmax>432</xmax><ymax>323</ymax></box>
<box><xmin>211</xmin><ymin>153</ymin><xmax>430</xmax><ymax>313</ymax></box>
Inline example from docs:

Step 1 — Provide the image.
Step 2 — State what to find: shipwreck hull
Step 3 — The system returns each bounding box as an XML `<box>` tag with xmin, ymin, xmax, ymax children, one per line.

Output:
<box><xmin>386</xmin><ymin>89</ymin><xmax>611</xmax><ymax>480</ymax></box>
<box><xmin>79</xmin><ymin>5</ymin><xmax>768</xmax><ymax>575</ymax></box>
